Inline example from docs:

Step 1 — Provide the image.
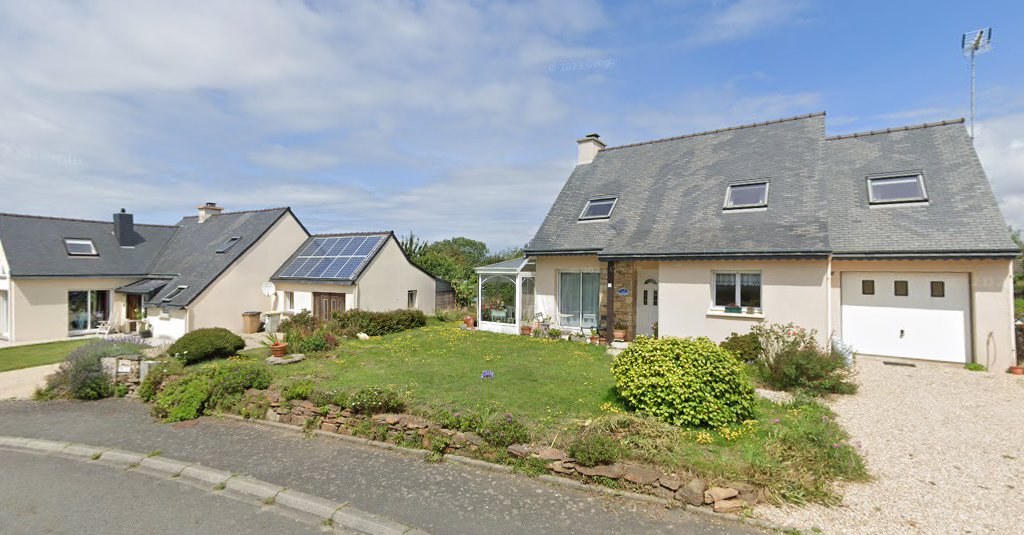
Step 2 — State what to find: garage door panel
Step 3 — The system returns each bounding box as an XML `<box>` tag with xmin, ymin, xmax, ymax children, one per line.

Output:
<box><xmin>841</xmin><ymin>272</ymin><xmax>970</xmax><ymax>363</ymax></box>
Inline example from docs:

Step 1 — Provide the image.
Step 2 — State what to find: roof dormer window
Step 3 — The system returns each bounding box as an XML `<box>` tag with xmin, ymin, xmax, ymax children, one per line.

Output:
<box><xmin>216</xmin><ymin>236</ymin><xmax>241</xmax><ymax>253</ymax></box>
<box><xmin>724</xmin><ymin>181</ymin><xmax>769</xmax><ymax>210</ymax></box>
<box><xmin>161</xmin><ymin>285</ymin><xmax>188</xmax><ymax>302</ymax></box>
<box><xmin>867</xmin><ymin>173</ymin><xmax>927</xmax><ymax>205</ymax></box>
<box><xmin>64</xmin><ymin>239</ymin><xmax>98</xmax><ymax>256</ymax></box>
<box><xmin>579</xmin><ymin>197</ymin><xmax>617</xmax><ymax>221</ymax></box>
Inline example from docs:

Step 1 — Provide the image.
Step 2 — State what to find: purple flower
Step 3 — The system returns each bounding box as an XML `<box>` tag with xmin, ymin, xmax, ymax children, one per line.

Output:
<box><xmin>481</xmin><ymin>370</ymin><xmax>495</xmax><ymax>380</ymax></box>
<box><xmin>771</xmin><ymin>418</ymin><xmax>781</xmax><ymax>424</ymax></box>
<box><xmin>832</xmin><ymin>443</ymin><xmax>841</xmax><ymax>449</ymax></box>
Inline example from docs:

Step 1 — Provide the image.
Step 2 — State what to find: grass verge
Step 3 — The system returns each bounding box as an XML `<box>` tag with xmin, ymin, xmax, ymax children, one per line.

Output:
<box><xmin>0</xmin><ymin>339</ymin><xmax>91</xmax><ymax>373</ymax></box>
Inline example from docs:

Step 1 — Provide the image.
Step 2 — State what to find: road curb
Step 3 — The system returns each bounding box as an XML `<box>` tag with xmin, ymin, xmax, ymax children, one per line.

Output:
<box><xmin>0</xmin><ymin>435</ymin><xmax>426</xmax><ymax>535</ymax></box>
<box><xmin>224</xmin><ymin>415</ymin><xmax>792</xmax><ymax>533</ymax></box>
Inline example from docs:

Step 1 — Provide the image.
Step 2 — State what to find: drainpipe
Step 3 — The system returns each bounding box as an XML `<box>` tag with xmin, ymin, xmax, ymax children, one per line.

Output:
<box><xmin>606</xmin><ymin>262</ymin><xmax>615</xmax><ymax>342</ymax></box>
<box><xmin>826</xmin><ymin>255</ymin><xmax>833</xmax><ymax>341</ymax></box>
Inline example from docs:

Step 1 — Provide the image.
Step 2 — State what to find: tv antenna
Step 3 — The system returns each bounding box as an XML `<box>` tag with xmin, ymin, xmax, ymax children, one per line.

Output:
<box><xmin>961</xmin><ymin>27</ymin><xmax>992</xmax><ymax>139</ymax></box>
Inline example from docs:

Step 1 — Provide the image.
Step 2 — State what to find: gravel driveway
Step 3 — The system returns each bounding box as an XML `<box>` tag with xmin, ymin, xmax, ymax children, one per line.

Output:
<box><xmin>756</xmin><ymin>357</ymin><xmax>1024</xmax><ymax>534</ymax></box>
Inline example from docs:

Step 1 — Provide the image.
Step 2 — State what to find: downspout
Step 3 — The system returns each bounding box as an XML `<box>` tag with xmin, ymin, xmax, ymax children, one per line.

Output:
<box><xmin>606</xmin><ymin>261</ymin><xmax>615</xmax><ymax>342</ymax></box>
<box><xmin>826</xmin><ymin>255</ymin><xmax>833</xmax><ymax>341</ymax></box>
<box><xmin>477</xmin><ymin>276</ymin><xmax>482</xmax><ymax>329</ymax></box>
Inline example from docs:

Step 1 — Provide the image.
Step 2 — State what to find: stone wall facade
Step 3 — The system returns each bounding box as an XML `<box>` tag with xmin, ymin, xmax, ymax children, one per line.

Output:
<box><xmin>599</xmin><ymin>261</ymin><xmax>638</xmax><ymax>341</ymax></box>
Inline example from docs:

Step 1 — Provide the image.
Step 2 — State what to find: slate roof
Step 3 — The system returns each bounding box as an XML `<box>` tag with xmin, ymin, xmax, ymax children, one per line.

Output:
<box><xmin>0</xmin><ymin>213</ymin><xmax>176</xmax><ymax>277</ymax></box>
<box><xmin>147</xmin><ymin>208</ymin><xmax>295</xmax><ymax>307</ymax></box>
<box><xmin>526</xmin><ymin>113</ymin><xmax>1017</xmax><ymax>260</ymax></box>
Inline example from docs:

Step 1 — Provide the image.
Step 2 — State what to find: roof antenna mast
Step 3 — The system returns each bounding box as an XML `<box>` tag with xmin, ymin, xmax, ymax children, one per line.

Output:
<box><xmin>961</xmin><ymin>27</ymin><xmax>992</xmax><ymax>140</ymax></box>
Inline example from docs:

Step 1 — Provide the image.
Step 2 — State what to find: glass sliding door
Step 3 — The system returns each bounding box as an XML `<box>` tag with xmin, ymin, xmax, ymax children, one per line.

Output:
<box><xmin>68</xmin><ymin>290</ymin><xmax>110</xmax><ymax>334</ymax></box>
<box><xmin>558</xmin><ymin>272</ymin><xmax>600</xmax><ymax>329</ymax></box>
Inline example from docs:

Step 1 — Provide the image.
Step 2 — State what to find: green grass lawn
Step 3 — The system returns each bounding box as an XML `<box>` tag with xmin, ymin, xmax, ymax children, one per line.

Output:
<box><xmin>241</xmin><ymin>322</ymin><xmax>618</xmax><ymax>428</ymax></box>
<box><xmin>1016</xmin><ymin>297</ymin><xmax>1023</xmax><ymax>318</ymax></box>
<box><xmin>0</xmin><ymin>339</ymin><xmax>90</xmax><ymax>373</ymax></box>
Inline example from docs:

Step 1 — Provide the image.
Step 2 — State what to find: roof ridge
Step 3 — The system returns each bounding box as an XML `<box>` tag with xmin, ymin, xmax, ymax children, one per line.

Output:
<box><xmin>825</xmin><ymin>118</ymin><xmax>965</xmax><ymax>141</ymax></box>
<box><xmin>601</xmin><ymin>112</ymin><xmax>826</xmax><ymax>152</ymax></box>
<box><xmin>311</xmin><ymin>230</ymin><xmax>393</xmax><ymax>237</ymax></box>
<box><xmin>180</xmin><ymin>206</ymin><xmax>290</xmax><ymax>218</ymax></box>
<box><xmin>0</xmin><ymin>212</ymin><xmax>179</xmax><ymax>228</ymax></box>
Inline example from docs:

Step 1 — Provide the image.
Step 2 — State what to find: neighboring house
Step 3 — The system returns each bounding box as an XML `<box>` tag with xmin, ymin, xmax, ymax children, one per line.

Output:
<box><xmin>0</xmin><ymin>204</ymin><xmax>309</xmax><ymax>344</ymax></box>
<box><xmin>270</xmin><ymin>231</ymin><xmax>438</xmax><ymax>321</ymax></box>
<box><xmin>503</xmin><ymin>112</ymin><xmax>1017</xmax><ymax>369</ymax></box>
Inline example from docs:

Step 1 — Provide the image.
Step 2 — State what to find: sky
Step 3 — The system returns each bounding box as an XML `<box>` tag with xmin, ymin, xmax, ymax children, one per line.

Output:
<box><xmin>0</xmin><ymin>0</ymin><xmax>1022</xmax><ymax>249</ymax></box>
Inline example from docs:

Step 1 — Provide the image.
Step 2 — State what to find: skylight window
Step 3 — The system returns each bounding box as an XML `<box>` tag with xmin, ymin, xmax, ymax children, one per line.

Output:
<box><xmin>579</xmin><ymin>197</ymin><xmax>617</xmax><ymax>220</ymax></box>
<box><xmin>724</xmin><ymin>182</ymin><xmax>768</xmax><ymax>209</ymax></box>
<box><xmin>64</xmin><ymin>239</ymin><xmax>98</xmax><ymax>256</ymax></box>
<box><xmin>867</xmin><ymin>173</ymin><xmax>927</xmax><ymax>204</ymax></box>
<box><xmin>216</xmin><ymin>236</ymin><xmax>241</xmax><ymax>253</ymax></box>
<box><xmin>162</xmin><ymin>286</ymin><xmax>188</xmax><ymax>302</ymax></box>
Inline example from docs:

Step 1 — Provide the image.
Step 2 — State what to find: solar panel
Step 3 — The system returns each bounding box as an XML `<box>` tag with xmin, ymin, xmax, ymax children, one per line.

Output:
<box><xmin>277</xmin><ymin>234</ymin><xmax>386</xmax><ymax>280</ymax></box>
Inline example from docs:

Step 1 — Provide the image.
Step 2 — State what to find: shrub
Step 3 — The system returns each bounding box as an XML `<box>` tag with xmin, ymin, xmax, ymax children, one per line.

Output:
<box><xmin>309</xmin><ymin>388</ymin><xmax>347</xmax><ymax>408</ymax></box>
<box><xmin>759</xmin><ymin>344</ymin><xmax>857</xmax><ymax>396</ymax></box>
<box><xmin>167</xmin><ymin>328</ymin><xmax>245</xmax><ymax>364</ymax></box>
<box><xmin>611</xmin><ymin>336</ymin><xmax>756</xmax><ymax>427</ymax></box>
<box><xmin>43</xmin><ymin>339</ymin><xmax>145</xmax><ymax>400</ymax></box>
<box><xmin>568</xmin><ymin>433</ymin><xmax>623</xmax><ymax>467</ymax></box>
<box><xmin>327</xmin><ymin>309</ymin><xmax>427</xmax><ymax>337</ymax></box>
<box><xmin>720</xmin><ymin>331</ymin><xmax>762</xmax><ymax>362</ymax></box>
<box><xmin>349</xmin><ymin>386</ymin><xmax>404</xmax><ymax>415</ymax></box>
<box><xmin>280</xmin><ymin>310</ymin><xmax>320</xmax><ymax>340</ymax></box>
<box><xmin>964</xmin><ymin>362</ymin><xmax>987</xmax><ymax>372</ymax></box>
<box><xmin>480</xmin><ymin>413</ymin><xmax>530</xmax><ymax>448</ymax></box>
<box><xmin>206</xmin><ymin>360</ymin><xmax>272</xmax><ymax>410</ymax></box>
<box><xmin>282</xmin><ymin>380</ymin><xmax>315</xmax><ymax>401</ymax></box>
<box><xmin>138</xmin><ymin>359</ymin><xmax>186</xmax><ymax>402</ymax></box>
<box><xmin>153</xmin><ymin>374</ymin><xmax>212</xmax><ymax>422</ymax></box>
<box><xmin>434</xmin><ymin>307</ymin><xmax>474</xmax><ymax>323</ymax></box>
<box><xmin>297</xmin><ymin>330</ymin><xmax>330</xmax><ymax>353</ymax></box>
<box><xmin>150</xmin><ymin>361</ymin><xmax>273</xmax><ymax>422</ymax></box>
<box><xmin>434</xmin><ymin>409</ymin><xmax>481</xmax><ymax>432</ymax></box>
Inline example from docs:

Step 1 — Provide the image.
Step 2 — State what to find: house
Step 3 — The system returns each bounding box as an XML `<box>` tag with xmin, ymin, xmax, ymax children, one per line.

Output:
<box><xmin>488</xmin><ymin>112</ymin><xmax>1017</xmax><ymax>369</ymax></box>
<box><xmin>269</xmin><ymin>231</ymin><xmax>438</xmax><ymax>320</ymax></box>
<box><xmin>0</xmin><ymin>204</ymin><xmax>309</xmax><ymax>344</ymax></box>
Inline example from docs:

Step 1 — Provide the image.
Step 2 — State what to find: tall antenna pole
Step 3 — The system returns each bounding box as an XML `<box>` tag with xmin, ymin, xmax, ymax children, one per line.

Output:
<box><xmin>961</xmin><ymin>28</ymin><xmax>992</xmax><ymax>140</ymax></box>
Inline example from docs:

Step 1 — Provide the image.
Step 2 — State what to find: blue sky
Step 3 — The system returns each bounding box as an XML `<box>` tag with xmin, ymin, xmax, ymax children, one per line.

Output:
<box><xmin>1</xmin><ymin>1</ymin><xmax>1022</xmax><ymax>249</ymax></box>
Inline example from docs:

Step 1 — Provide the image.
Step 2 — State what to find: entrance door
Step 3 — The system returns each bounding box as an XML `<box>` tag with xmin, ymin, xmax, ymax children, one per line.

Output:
<box><xmin>636</xmin><ymin>271</ymin><xmax>659</xmax><ymax>337</ymax></box>
<box><xmin>313</xmin><ymin>292</ymin><xmax>346</xmax><ymax>322</ymax></box>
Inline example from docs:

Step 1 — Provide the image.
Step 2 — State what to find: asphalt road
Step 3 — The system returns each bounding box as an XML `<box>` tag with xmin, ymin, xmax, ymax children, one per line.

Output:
<box><xmin>0</xmin><ymin>399</ymin><xmax>763</xmax><ymax>535</ymax></box>
<box><xmin>0</xmin><ymin>448</ymin><xmax>329</xmax><ymax>534</ymax></box>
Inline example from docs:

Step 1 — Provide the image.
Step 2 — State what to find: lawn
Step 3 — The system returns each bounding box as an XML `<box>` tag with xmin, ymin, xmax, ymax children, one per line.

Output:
<box><xmin>0</xmin><ymin>339</ymin><xmax>91</xmax><ymax>373</ymax></box>
<box><xmin>1016</xmin><ymin>297</ymin><xmax>1023</xmax><ymax>318</ymax></box>
<box><xmin>242</xmin><ymin>322</ymin><xmax>619</xmax><ymax>429</ymax></box>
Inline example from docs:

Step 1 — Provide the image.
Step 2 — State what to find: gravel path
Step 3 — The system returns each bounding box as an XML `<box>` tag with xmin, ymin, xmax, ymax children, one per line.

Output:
<box><xmin>756</xmin><ymin>357</ymin><xmax>1024</xmax><ymax>535</ymax></box>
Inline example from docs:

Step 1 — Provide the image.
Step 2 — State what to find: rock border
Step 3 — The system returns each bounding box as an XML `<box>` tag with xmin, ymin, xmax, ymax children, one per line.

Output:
<box><xmin>0</xmin><ymin>435</ymin><xmax>427</xmax><ymax>535</ymax></box>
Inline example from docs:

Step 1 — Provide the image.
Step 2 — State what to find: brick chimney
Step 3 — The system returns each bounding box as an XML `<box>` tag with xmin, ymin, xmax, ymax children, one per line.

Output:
<box><xmin>576</xmin><ymin>133</ymin><xmax>605</xmax><ymax>165</ymax></box>
<box><xmin>197</xmin><ymin>202</ymin><xmax>223</xmax><ymax>223</ymax></box>
<box><xmin>113</xmin><ymin>208</ymin><xmax>135</xmax><ymax>246</ymax></box>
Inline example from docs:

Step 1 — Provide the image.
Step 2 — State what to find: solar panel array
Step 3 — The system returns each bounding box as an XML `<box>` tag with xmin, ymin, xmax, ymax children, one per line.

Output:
<box><xmin>277</xmin><ymin>235</ymin><xmax>385</xmax><ymax>280</ymax></box>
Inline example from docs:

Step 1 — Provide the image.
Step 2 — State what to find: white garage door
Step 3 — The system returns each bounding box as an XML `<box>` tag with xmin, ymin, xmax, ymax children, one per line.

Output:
<box><xmin>840</xmin><ymin>272</ymin><xmax>971</xmax><ymax>363</ymax></box>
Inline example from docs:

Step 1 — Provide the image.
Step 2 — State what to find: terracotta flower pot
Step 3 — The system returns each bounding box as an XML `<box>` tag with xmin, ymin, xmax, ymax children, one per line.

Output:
<box><xmin>613</xmin><ymin>329</ymin><xmax>627</xmax><ymax>341</ymax></box>
<box><xmin>520</xmin><ymin>325</ymin><xmax>533</xmax><ymax>336</ymax></box>
<box><xmin>270</xmin><ymin>342</ymin><xmax>288</xmax><ymax>358</ymax></box>
<box><xmin>1008</xmin><ymin>366</ymin><xmax>1024</xmax><ymax>375</ymax></box>
<box><xmin>589</xmin><ymin>335</ymin><xmax>599</xmax><ymax>344</ymax></box>
<box><xmin>463</xmin><ymin>316</ymin><xmax>474</xmax><ymax>328</ymax></box>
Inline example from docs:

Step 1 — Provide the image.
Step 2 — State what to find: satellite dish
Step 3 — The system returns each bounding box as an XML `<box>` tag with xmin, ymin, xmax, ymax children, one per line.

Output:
<box><xmin>261</xmin><ymin>282</ymin><xmax>276</xmax><ymax>297</ymax></box>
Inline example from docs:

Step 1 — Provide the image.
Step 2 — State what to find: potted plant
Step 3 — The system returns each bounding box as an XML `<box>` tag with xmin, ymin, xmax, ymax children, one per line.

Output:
<box><xmin>538</xmin><ymin>314</ymin><xmax>552</xmax><ymax>330</ymax></box>
<box><xmin>724</xmin><ymin>302</ymin><xmax>743</xmax><ymax>314</ymax></box>
<box><xmin>613</xmin><ymin>321</ymin><xmax>627</xmax><ymax>341</ymax></box>
<box><xmin>261</xmin><ymin>332</ymin><xmax>289</xmax><ymax>357</ymax></box>
<box><xmin>1009</xmin><ymin>351</ymin><xmax>1024</xmax><ymax>375</ymax></box>
<box><xmin>138</xmin><ymin>321</ymin><xmax>152</xmax><ymax>339</ymax></box>
<box><xmin>548</xmin><ymin>328</ymin><xmax>562</xmax><ymax>339</ymax></box>
<box><xmin>520</xmin><ymin>322</ymin><xmax>533</xmax><ymax>336</ymax></box>
<box><xmin>463</xmin><ymin>315</ymin><xmax>475</xmax><ymax>328</ymax></box>
<box><xmin>589</xmin><ymin>328</ymin><xmax>599</xmax><ymax>344</ymax></box>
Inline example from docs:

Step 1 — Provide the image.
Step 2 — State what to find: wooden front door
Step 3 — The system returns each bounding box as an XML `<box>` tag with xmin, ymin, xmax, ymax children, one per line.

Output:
<box><xmin>126</xmin><ymin>294</ymin><xmax>142</xmax><ymax>322</ymax></box>
<box><xmin>313</xmin><ymin>293</ymin><xmax>346</xmax><ymax>322</ymax></box>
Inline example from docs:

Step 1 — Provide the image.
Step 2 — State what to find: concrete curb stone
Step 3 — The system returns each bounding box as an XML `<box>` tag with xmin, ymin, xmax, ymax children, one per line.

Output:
<box><xmin>97</xmin><ymin>449</ymin><xmax>145</xmax><ymax>467</ymax></box>
<box><xmin>179</xmin><ymin>464</ymin><xmax>233</xmax><ymax>486</ymax></box>
<box><xmin>139</xmin><ymin>456</ymin><xmax>190</xmax><ymax>477</ymax></box>
<box><xmin>226</xmin><ymin>475</ymin><xmax>285</xmax><ymax>501</ymax></box>
<box><xmin>332</xmin><ymin>505</ymin><xmax>412</xmax><ymax>535</ymax></box>
<box><xmin>275</xmin><ymin>489</ymin><xmax>346</xmax><ymax>519</ymax></box>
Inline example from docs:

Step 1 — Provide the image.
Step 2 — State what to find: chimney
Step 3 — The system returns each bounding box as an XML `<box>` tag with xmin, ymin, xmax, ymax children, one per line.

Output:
<box><xmin>576</xmin><ymin>133</ymin><xmax>605</xmax><ymax>165</ymax></box>
<box><xmin>197</xmin><ymin>202</ymin><xmax>223</xmax><ymax>223</ymax></box>
<box><xmin>113</xmin><ymin>208</ymin><xmax>135</xmax><ymax>247</ymax></box>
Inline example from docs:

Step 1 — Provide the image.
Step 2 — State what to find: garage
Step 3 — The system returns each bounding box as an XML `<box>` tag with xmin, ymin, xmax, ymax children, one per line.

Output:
<box><xmin>840</xmin><ymin>272</ymin><xmax>971</xmax><ymax>363</ymax></box>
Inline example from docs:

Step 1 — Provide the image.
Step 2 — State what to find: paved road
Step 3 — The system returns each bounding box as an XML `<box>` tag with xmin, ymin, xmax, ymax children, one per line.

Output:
<box><xmin>0</xmin><ymin>448</ymin><xmax>328</xmax><ymax>534</ymax></box>
<box><xmin>0</xmin><ymin>399</ymin><xmax>762</xmax><ymax>535</ymax></box>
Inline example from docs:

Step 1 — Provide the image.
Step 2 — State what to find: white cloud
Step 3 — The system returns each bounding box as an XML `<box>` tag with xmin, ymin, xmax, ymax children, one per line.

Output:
<box><xmin>248</xmin><ymin>146</ymin><xmax>340</xmax><ymax>172</ymax></box>
<box><xmin>688</xmin><ymin>0</ymin><xmax>812</xmax><ymax>45</ymax></box>
<box><xmin>974</xmin><ymin>113</ymin><xmax>1024</xmax><ymax>230</ymax></box>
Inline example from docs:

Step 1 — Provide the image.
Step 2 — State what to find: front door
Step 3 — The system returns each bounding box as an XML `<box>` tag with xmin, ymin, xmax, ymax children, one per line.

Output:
<box><xmin>126</xmin><ymin>295</ymin><xmax>143</xmax><ymax>325</ymax></box>
<box><xmin>636</xmin><ymin>271</ymin><xmax>659</xmax><ymax>337</ymax></box>
<box><xmin>313</xmin><ymin>292</ymin><xmax>346</xmax><ymax>322</ymax></box>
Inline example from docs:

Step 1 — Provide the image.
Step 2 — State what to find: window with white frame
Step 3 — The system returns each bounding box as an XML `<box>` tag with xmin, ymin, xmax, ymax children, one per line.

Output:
<box><xmin>713</xmin><ymin>272</ymin><xmax>761</xmax><ymax>310</ymax></box>
<box><xmin>579</xmin><ymin>197</ymin><xmax>617</xmax><ymax>220</ymax></box>
<box><xmin>161</xmin><ymin>285</ymin><xmax>188</xmax><ymax>302</ymax></box>
<box><xmin>867</xmin><ymin>173</ymin><xmax>927</xmax><ymax>204</ymax></box>
<box><xmin>283</xmin><ymin>291</ymin><xmax>295</xmax><ymax>311</ymax></box>
<box><xmin>558</xmin><ymin>272</ymin><xmax>600</xmax><ymax>328</ymax></box>
<box><xmin>407</xmin><ymin>290</ymin><xmax>418</xmax><ymax>309</ymax></box>
<box><xmin>64</xmin><ymin>238</ymin><xmax>98</xmax><ymax>256</ymax></box>
<box><xmin>724</xmin><ymin>182</ymin><xmax>768</xmax><ymax>209</ymax></box>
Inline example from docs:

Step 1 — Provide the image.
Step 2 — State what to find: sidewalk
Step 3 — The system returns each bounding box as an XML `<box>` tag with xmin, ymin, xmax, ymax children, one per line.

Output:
<box><xmin>0</xmin><ymin>364</ymin><xmax>59</xmax><ymax>400</ymax></box>
<box><xmin>0</xmin><ymin>399</ymin><xmax>761</xmax><ymax>535</ymax></box>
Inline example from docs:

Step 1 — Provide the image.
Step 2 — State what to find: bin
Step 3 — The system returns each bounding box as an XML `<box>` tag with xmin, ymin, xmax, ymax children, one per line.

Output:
<box><xmin>242</xmin><ymin>311</ymin><xmax>261</xmax><ymax>334</ymax></box>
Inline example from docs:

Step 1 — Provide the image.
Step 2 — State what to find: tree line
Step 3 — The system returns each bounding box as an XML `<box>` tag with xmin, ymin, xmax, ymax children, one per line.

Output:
<box><xmin>400</xmin><ymin>233</ymin><xmax>523</xmax><ymax>307</ymax></box>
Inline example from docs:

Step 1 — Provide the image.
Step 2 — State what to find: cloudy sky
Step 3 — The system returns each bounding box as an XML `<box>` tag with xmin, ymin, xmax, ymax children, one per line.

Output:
<box><xmin>0</xmin><ymin>0</ymin><xmax>1022</xmax><ymax>249</ymax></box>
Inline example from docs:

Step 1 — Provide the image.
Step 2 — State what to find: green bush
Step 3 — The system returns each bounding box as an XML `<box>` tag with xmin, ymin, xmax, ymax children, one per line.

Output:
<box><xmin>434</xmin><ymin>409</ymin><xmax>481</xmax><ymax>432</ymax></box>
<box><xmin>282</xmin><ymin>380</ymin><xmax>315</xmax><ymax>401</ymax></box>
<box><xmin>279</xmin><ymin>310</ymin><xmax>320</xmax><ymax>342</ymax></box>
<box><xmin>327</xmin><ymin>309</ymin><xmax>427</xmax><ymax>337</ymax></box>
<box><xmin>138</xmin><ymin>359</ymin><xmax>186</xmax><ymax>402</ymax></box>
<box><xmin>964</xmin><ymin>362</ymin><xmax>987</xmax><ymax>372</ymax></box>
<box><xmin>568</xmin><ymin>434</ymin><xmax>623</xmax><ymax>467</ymax></box>
<box><xmin>720</xmin><ymin>331</ymin><xmax>762</xmax><ymax>362</ymax></box>
<box><xmin>611</xmin><ymin>336</ymin><xmax>756</xmax><ymax>427</ymax></box>
<box><xmin>206</xmin><ymin>360</ymin><xmax>272</xmax><ymax>410</ymax></box>
<box><xmin>167</xmin><ymin>328</ymin><xmax>245</xmax><ymax>364</ymax></box>
<box><xmin>759</xmin><ymin>345</ymin><xmax>857</xmax><ymax>395</ymax></box>
<box><xmin>43</xmin><ymin>339</ymin><xmax>146</xmax><ymax>400</ymax></box>
<box><xmin>309</xmin><ymin>388</ymin><xmax>348</xmax><ymax>408</ymax></box>
<box><xmin>153</xmin><ymin>374</ymin><xmax>212</xmax><ymax>422</ymax></box>
<box><xmin>349</xmin><ymin>386</ymin><xmax>404</xmax><ymax>415</ymax></box>
<box><xmin>434</xmin><ymin>307</ymin><xmax>473</xmax><ymax>323</ymax></box>
<box><xmin>480</xmin><ymin>413</ymin><xmax>530</xmax><ymax>448</ymax></box>
<box><xmin>297</xmin><ymin>330</ymin><xmax>330</xmax><ymax>353</ymax></box>
<box><xmin>150</xmin><ymin>360</ymin><xmax>273</xmax><ymax>422</ymax></box>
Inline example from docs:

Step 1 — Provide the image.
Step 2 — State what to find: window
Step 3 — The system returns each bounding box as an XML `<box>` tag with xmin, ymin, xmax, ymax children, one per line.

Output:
<box><xmin>283</xmin><ymin>291</ymin><xmax>294</xmax><ymax>311</ymax></box>
<box><xmin>930</xmin><ymin>281</ymin><xmax>945</xmax><ymax>298</ymax></box>
<box><xmin>724</xmin><ymin>182</ymin><xmax>768</xmax><ymax>209</ymax></box>
<box><xmin>64</xmin><ymin>239</ymin><xmax>98</xmax><ymax>256</ymax></box>
<box><xmin>862</xmin><ymin>280</ymin><xmax>875</xmax><ymax>295</ymax></box>
<box><xmin>868</xmin><ymin>173</ymin><xmax>927</xmax><ymax>204</ymax></box>
<box><xmin>559</xmin><ymin>272</ymin><xmax>600</xmax><ymax>328</ymax></box>
<box><xmin>894</xmin><ymin>280</ymin><xmax>909</xmax><ymax>296</ymax></box>
<box><xmin>579</xmin><ymin>197</ymin><xmax>617</xmax><ymax>220</ymax></box>
<box><xmin>216</xmin><ymin>236</ymin><xmax>241</xmax><ymax>253</ymax></box>
<box><xmin>407</xmin><ymin>290</ymin><xmax>418</xmax><ymax>309</ymax></box>
<box><xmin>162</xmin><ymin>286</ymin><xmax>188</xmax><ymax>302</ymax></box>
<box><xmin>67</xmin><ymin>290</ymin><xmax>109</xmax><ymax>332</ymax></box>
<box><xmin>713</xmin><ymin>272</ymin><xmax>761</xmax><ymax>310</ymax></box>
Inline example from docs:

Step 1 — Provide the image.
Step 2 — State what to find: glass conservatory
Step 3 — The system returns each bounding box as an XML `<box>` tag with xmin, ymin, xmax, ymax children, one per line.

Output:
<box><xmin>473</xmin><ymin>257</ymin><xmax>535</xmax><ymax>335</ymax></box>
